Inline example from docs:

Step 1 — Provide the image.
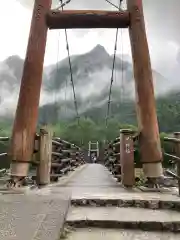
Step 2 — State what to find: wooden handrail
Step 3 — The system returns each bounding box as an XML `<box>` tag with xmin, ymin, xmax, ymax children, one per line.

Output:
<box><xmin>163</xmin><ymin>137</ymin><xmax>180</xmax><ymax>143</ymax></box>
<box><xmin>162</xmin><ymin>133</ymin><xmax>180</xmax><ymax>196</ymax></box>
<box><xmin>52</xmin><ymin>140</ymin><xmax>63</xmax><ymax>146</ymax></box>
<box><xmin>0</xmin><ymin>137</ymin><xmax>9</xmax><ymax>142</ymax></box>
<box><xmin>50</xmin><ymin>135</ymin><xmax>84</xmax><ymax>183</ymax></box>
<box><xmin>163</xmin><ymin>152</ymin><xmax>180</xmax><ymax>162</ymax></box>
<box><xmin>165</xmin><ymin>169</ymin><xmax>180</xmax><ymax>180</ymax></box>
<box><xmin>0</xmin><ymin>153</ymin><xmax>7</xmax><ymax>157</ymax></box>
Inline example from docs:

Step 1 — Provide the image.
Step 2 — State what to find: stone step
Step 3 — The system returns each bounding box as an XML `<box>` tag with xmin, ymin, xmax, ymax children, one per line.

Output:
<box><xmin>71</xmin><ymin>197</ymin><xmax>180</xmax><ymax>210</ymax></box>
<box><xmin>66</xmin><ymin>206</ymin><xmax>180</xmax><ymax>232</ymax></box>
<box><xmin>66</xmin><ymin>228</ymin><xmax>180</xmax><ymax>240</ymax></box>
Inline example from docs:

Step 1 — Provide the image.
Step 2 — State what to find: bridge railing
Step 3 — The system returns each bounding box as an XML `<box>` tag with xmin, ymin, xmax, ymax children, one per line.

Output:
<box><xmin>0</xmin><ymin>137</ymin><xmax>10</xmax><ymax>181</ymax></box>
<box><xmin>50</xmin><ymin>137</ymin><xmax>84</xmax><ymax>182</ymax></box>
<box><xmin>104</xmin><ymin>137</ymin><xmax>121</xmax><ymax>181</ymax></box>
<box><xmin>162</xmin><ymin>133</ymin><xmax>180</xmax><ymax>195</ymax></box>
<box><xmin>33</xmin><ymin>127</ymin><xmax>85</xmax><ymax>186</ymax></box>
<box><xmin>104</xmin><ymin>129</ymin><xmax>138</xmax><ymax>187</ymax></box>
<box><xmin>0</xmin><ymin>137</ymin><xmax>9</xmax><ymax>158</ymax></box>
<box><xmin>0</xmin><ymin>128</ymin><xmax>85</xmax><ymax>187</ymax></box>
<box><xmin>105</xmin><ymin>130</ymin><xmax>180</xmax><ymax>195</ymax></box>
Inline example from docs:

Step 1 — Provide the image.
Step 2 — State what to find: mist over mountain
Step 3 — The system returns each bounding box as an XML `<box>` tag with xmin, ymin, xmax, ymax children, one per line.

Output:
<box><xmin>0</xmin><ymin>44</ymin><xmax>177</xmax><ymax>123</ymax></box>
<box><xmin>0</xmin><ymin>0</ymin><xmax>179</xmax><ymax>136</ymax></box>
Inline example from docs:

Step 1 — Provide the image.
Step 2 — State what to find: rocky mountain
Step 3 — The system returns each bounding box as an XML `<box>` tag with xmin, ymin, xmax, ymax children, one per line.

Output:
<box><xmin>0</xmin><ymin>44</ymin><xmax>173</xmax><ymax>122</ymax></box>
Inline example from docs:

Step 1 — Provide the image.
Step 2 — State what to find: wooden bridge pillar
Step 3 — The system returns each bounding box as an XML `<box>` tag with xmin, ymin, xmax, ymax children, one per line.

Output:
<box><xmin>120</xmin><ymin>129</ymin><xmax>135</xmax><ymax>187</ymax></box>
<box><xmin>127</xmin><ymin>0</ymin><xmax>163</xmax><ymax>178</ymax></box>
<box><xmin>37</xmin><ymin>126</ymin><xmax>53</xmax><ymax>186</ymax></box>
<box><xmin>9</xmin><ymin>0</ymin><xmax>52</xmax><ymax>180</ymax></box>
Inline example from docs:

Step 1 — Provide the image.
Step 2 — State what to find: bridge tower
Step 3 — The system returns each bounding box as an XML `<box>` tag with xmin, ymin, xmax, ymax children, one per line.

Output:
<box><xmin>9</xmin><ymin>0</ymin><xmax>162</xmax><ymax>183</ymax></box>
<box><xmin>127</xmin><ymin>0</ymin><xmax>163</xmax><ymax>178</ymax></box>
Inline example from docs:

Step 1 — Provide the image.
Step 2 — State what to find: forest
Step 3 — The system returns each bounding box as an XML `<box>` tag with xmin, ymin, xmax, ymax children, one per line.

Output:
<box><xmin>0</xmin><ymin>90</ymin><xmax>179</xmax><ymax>169</ymax></box>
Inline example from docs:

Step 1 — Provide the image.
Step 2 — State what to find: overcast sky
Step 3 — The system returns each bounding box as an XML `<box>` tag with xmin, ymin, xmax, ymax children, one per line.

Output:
<box><xmin>0</xmin><ymin>0</ymin><xmax>180</xmax><ymax>75</ymax></box>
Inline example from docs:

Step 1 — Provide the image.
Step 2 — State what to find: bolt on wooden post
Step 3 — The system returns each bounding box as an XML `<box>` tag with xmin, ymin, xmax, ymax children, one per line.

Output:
<box><xmin>9</xmin><ymin>0</ymin><xmax>52</xmax><ymax>180</ymax></box>
<box><xmin>127</xmin><ymin>0</ymin><xmax>163</xmax><ymax>178</ymax></box>
<box><xmin>173</xmin><ymin>132</ymin><xmax>180</xmax><ymax>196</ymax></box>
<box><xmin>120</xmin><ymin>129</ymin><xmax>135</xmax><ymax>187</ymax></box>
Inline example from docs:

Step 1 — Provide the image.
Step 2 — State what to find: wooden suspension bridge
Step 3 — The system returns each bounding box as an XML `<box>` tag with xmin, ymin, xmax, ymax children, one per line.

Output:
<box><xmin>0</xmin><ymin>0</ymin><xmax>180</xmax><ymax>239</ymax></box>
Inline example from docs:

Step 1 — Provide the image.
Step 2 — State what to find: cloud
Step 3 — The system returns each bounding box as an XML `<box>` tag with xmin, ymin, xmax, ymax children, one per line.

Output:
<box><xmin>16</xmin><ymin>0</ymin><xmax>119</xmax><ymax>9</ymax></box>
<box><xmin>0</xmin><ymin>0</ymin><xmax>179</xmax><ymax>84</ymax></box>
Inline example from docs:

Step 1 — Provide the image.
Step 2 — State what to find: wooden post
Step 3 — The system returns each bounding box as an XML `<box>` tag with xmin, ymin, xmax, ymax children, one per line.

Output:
<box><xmin>120</xmin><ymin>129</ymin><xmax>135</xmax><ymax>187</ymax></box>
<box><xmin>37</xmin><ymin>127</ymin><xmax>52</xmax><ymax>186</ymax></box>
<box><xmin>9</xmin><ymin>0</ymin><xmax>52</xmax><ymax>181</ymax></box>
<box><xmin>173</xmin><ymin>132</ymin><xmax>180</xmax><ymax>196</ymax></box>
<box><xmin>127</xmin><ymin>0</ymin><xmax>163</xmax><ymax>178</ymax></box>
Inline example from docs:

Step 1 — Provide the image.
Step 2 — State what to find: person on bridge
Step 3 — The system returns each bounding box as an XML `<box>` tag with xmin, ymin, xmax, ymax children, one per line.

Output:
<box><xmin>91</xmin><ymin>152</ymin><xmax>97</xmax><ymax>163</ymax></box>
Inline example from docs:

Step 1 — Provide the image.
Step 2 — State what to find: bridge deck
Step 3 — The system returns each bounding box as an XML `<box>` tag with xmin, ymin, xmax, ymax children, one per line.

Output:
<box><xmin>56</xmin><ymin>164</ymin><xmax>180</xmax><ymax>202</ymax></box>
<box><xmin>63</xmin><ymin>163</ymin><xmax>117</xmax><ymax>187</ymax></box>
<box><xmin>0</xmin><ymin>164</ymin><xmax>180</xmax><ymax>240</ymax></box>
<box><xmin>59</xmin><ymin>163</ymin><xmax>128</xmax><ymax>198</ymax></box>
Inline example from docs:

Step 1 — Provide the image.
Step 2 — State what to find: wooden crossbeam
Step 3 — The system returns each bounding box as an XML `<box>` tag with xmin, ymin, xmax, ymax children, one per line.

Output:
<box><xmin>46</xmin><ymin>10</ymin><xmax>130</xmax><ymax>29</ymax></box>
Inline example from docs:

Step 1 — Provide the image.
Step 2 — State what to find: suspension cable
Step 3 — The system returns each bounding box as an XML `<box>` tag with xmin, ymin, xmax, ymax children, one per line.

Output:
<box><xmin>104</xmin><ymin>0</ymin><xmax>122</xmax><ymax>10</ymax></box>
<box><xmin>105</xmin><ymin>0</ymin><xmax>123</xmax><ymax>128</ymax></box>
<box><xmin>56</xmin><ymin>31</ymin><xmax>68</xmax><ymax>121</ymax></box>
<box><xmin>105</xmin><ymin>28</ymin><xmax>119</xmax><ymax>127</ymax></box>
<box><xmin>64</xmin><ymin>72</ymin><xmax>68</xmax><ymax>118</ymax></box>
<box><xmin>60</xmin><ymin>0</ymin><xmax>80</xmax><ymax>125</ymax></box>
<box><xmin>53</xmin><ymin>31</ymin><xmax>61</xmax><ymax>124</ymax></box>
<box><xmin>55</xmin><ymin>0</ymin><xmax>72</xmax><ymax>10</ymax></box>
<box><xmin>120</xmin><ymin>28</ymin><xmax>124</xmax><ymax>104</ymax></box>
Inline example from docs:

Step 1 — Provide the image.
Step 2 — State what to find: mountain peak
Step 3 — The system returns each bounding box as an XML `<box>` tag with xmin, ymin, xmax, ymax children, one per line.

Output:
<box><xmin>91</xmin><ymin>44</ymin><xmax>107</xmax><ymax>53</ymax></box>
<box><xmin>88</xmin><ymin>44</ymin><xmax>109</xmax><ymax>59</ymax></box>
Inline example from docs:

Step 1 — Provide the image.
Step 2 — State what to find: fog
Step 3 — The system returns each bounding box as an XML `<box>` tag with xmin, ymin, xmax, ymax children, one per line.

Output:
<box><xmin>14</xmin><ymin>0</ymin><xmax>180</xmax><ymax>80</ymax></box>
<box><xmin>0</xmin><ymin>0</ymin><xmax>180</xmax><ymax>116</ymax></box>
<box><xmin>20</xmin><ymin>0</ymin><xmax>180</xmax><ymax>85</ymax></box>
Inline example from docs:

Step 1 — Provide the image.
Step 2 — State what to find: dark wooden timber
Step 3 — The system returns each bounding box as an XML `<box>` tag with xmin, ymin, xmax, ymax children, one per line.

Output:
<box><xmin>46</xmin><ymin>10</ymin><xmax>130</xmax><ymax>29</ymax></box>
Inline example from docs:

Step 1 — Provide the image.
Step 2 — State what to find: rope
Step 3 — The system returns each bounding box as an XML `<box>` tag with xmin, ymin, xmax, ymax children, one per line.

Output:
<box><xmin>104</xmin><ymin>0</ymin><xmax>123</xmax><ymax>10</ymax></box>
<box><xmin>64</xmin><ymin>74</ymin><xmax>68</xmax><ymax>118</ymax></box>
<box><xmin>105</xmin><ymin>0</ymin><xmax>123</xmax><ymax>128</ymax></box>
<box><xmin>53</xmin><ymin>31</ymin><xmax>61</xmax><ymax>124</ymax></box>
<box><xmin>120</xmin><ymin>28</ymin><xmax>124</xmax><ymax>104</ymax></box>
<box><xmin>55</xmin><ymin>30</ymin><xmax>68</xmax><ymax>121</ymax></box>
<box><xmin>60</xmin><ymin>0</ymin><xmax>80</xmax><ymax>125</ymax></box>
<box><xmin>55</xmin><ymin>0</ymin><xmax>72</xmax><ymax>10</ymax></box>
<box><xmin>105</xmin><ymin>28</ymin><xmax>119</xmax><ymax>127</ymax></box>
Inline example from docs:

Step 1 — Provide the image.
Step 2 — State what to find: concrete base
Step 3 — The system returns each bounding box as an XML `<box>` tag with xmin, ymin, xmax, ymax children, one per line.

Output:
<box><xmin>10</xmin><ymin>162</ymin><xmax>29</xmax><ymax>177</ymax></box>
<box><xmin>143</xmin><ymin>162</ymin><xmax>163</xmax><ymax>178</ymax></box>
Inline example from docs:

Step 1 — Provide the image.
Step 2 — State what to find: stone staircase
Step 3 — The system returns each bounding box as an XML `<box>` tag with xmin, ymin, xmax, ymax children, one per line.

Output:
<box><xmin>64</xmin><ymin>195</ymin><xmax>180</xmax><ymax>239</ymax></box>
<box><xmin>66</xmin><ymin>200</ymin><xmax>180</xmax><ymax>230</ymax></box>
<box><xmin>61</xmin><ymin>164</ymin><xmax>180</xmax><ymax>239</ymax></box>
